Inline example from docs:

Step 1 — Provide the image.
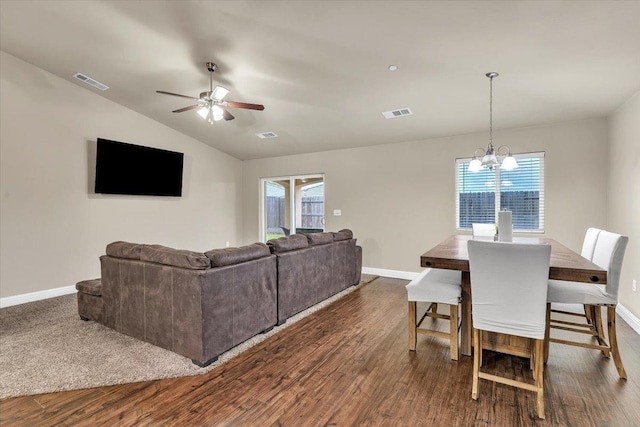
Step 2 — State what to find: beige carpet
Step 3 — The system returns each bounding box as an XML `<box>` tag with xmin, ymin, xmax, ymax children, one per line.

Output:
<box><xmin>0</xmin><ymin>283</ymin><xmax>363</xmax><ymax>399</ymax></box>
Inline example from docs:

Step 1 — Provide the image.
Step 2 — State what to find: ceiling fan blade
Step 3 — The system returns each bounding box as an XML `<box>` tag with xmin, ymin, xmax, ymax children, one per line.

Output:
<box><xmin>156</xmin><ymin>90</ymin><xmax>200</xmax><ymax>100</ymax></box>
<box><xmin>223</xmin><ymin>109</ymin><xmax>235</xmax><ymax>121</ymax></box>
<box><xmin>226</xmin><ymin>101</ymin><xmax>265</xmax><ymax>111</ymax></box>
<box><xmin>172</xmin><ymin>105</ymin><xmax>201</xmax><ymax>113</ymax></box>
<box><xmin>212</xmin><ymin>86</ymin><xmax>230</xmax><ymax>101</ymax></box>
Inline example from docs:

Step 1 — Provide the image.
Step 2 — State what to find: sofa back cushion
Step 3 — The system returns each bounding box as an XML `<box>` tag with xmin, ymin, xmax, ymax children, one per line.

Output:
<box><xmin>267</xmin><ymin>234</ymin><xmax>309</xmax><ymax>253</ymax></box>
<box><xmin>106</xmin><ymin>241</ymin><xmax>143</xmax><ymax>260</ymax></box>
<box><xmin>140</xmin><ymin>245</ymin><xmax>211</xmax><ymax>270</ymax></box>
<box><xmin>333</xmin><ymin>229</ymin><xmax>353</xmax><ymax>241</ymax></box>
<box><xmin>205</xmin><ymin>243</ymin><xmax>271</xmax><ymax>267</ymax></box>
<box><xmin>306</xmin><ymin>232</ymin><xmax>334</xmax><ymax>246</ymax></box>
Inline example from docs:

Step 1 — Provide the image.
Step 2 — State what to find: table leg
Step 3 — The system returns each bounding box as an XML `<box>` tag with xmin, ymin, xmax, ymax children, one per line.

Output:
<box><xmin>461</xmin><ymin>271</ymin><xmax>472</xmax><ymax>356</ymax></box>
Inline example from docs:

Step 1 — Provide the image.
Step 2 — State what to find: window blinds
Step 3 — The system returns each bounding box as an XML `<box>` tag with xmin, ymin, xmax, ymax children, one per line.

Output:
<box><xmin>456</xmin><ymin>152</ymin><xmax>545</xmax><ymax>232</ymax></box>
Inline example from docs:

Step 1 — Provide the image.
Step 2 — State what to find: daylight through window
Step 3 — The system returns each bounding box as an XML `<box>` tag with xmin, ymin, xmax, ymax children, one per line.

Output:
<box><xmin>455</xmin><ymin>152</ymin><xmax>545</xmax><ymax>232</ymax></box>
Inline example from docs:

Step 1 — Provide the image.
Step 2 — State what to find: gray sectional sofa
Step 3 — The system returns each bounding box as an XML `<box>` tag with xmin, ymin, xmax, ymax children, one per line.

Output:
<box><xmin>76</xmin><ymin>230</ymin><xmax>362</xmax><ymax>367</ymax></box>
<box><xmin>267</xmin><ymin>230</ymin><xmax>362</xmax><ymax>323</ymax></box>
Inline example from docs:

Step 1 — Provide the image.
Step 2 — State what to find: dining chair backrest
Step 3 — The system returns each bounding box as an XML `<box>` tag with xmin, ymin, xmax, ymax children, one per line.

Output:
<box><xmin>472</xmin><ymin>223</ymin><xmax>496</xmax><ymax>238</ymax></box>
<box><xmin>468</xmin><ymin>241</ymin><xmax>551</xmax><ymax>339</ymax></box>
<box><xmin>581</xmin><ymin>227</ymin><xmax>602</xmax><ymax>260</ymax></box>
<box><xmin>591</xmin><ymin>230</ymin><xmax>628</xmax><ymax>301</ymax></box>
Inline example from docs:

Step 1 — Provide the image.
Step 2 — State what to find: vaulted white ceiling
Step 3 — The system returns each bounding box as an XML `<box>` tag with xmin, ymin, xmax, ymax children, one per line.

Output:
<box><xmin>2</xmin><ymin>1</ymin><xmax>639</xmax><ymax>160</ymax></box>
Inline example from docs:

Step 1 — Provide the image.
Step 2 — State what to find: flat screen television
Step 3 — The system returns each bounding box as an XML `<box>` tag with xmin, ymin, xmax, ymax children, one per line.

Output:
<box><xmin>95</xmin><ymin>138</ymin><xmax>184</xmax><ymax>197</ymax></box>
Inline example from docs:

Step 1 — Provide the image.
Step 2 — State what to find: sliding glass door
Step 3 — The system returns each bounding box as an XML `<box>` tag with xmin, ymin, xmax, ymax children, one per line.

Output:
<box><xmin>261</xmin><ymin>174</ymin><xmax>325</xmax><ymax>242</ymax></box>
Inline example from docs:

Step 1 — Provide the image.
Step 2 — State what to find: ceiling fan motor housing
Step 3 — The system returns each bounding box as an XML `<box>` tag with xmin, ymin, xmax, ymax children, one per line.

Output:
<box><xmin>200</xmin><ymin>91</ymin><xmax>215</xmax><ymax>102</ymax></box>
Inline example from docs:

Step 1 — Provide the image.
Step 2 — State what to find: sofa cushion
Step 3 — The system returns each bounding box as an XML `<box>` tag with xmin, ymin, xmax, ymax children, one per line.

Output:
<box><xmin>106</xmin><ymin>241</ymin><xmax>142</xmax><ymax>260</ymax></box>
<box><xmin>333</xmin><ymin>229</ymin><xmax>353</xmax><ymax>241</ymax></box>
<box><xmin>306</xmin><ymin>232</ymin><xmax>334</xmax><ymax>246</ymax></box>
<box><xmin>205</xmin><ymin>243</ymin><xmax>271</xmax><ymax>267</ymax></box>
<box><xmin>76</xmin><ymin>278</ymin><xmax>102</xmax><ymax>296</ymax></box>
<box><xmin>267</xmin><ymin>234</ymin><xmax>309</xmax><ymax>253</ymax></box>
<box><xmin>140</xmin><ymin>245</ymin><xmax>211</xmax><ymax>270</ymax></box>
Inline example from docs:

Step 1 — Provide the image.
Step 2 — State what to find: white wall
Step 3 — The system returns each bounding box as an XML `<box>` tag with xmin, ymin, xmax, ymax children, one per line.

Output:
<box><xmin>608</xmin><ymin>91</ymin><xmax>640</xmax><ymax>319</ymax></box>
<box><xmin>0</xmin><ymin>52</ymin><xmax>243</xmax><ymax>299</ymax></box>
<box><xmin>243</xmin><ymin>118</ymin><xmax>609</xmax><ymax>273</ymax></box>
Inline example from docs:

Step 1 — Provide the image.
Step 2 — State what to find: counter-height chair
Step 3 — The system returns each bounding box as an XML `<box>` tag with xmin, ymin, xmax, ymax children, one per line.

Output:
<box><xmin>581</xmin><ymin>227</ymin><xmax>602</xmax><ymax>260</ymax></box>
<box><xmin>547</xmin><ymin>227</ymin><xmax>602</xmax><ymax>347</ymax></box>
<box><xmin>468</xmin><ymin>240</ymin><xmax>551</xmax><ymax>419</ymax></box>
<box><xmin>545</xmin><ymin>230</ymin><xmax>629</xmax><ymax>379</ymax></box>
<box><xmin>472</xmin><ymin>223</ymin><xmax>496</xmax><ymax>239</ymax></box>
<box><xmin>406</xmin><ymin>268</ymin><xmax>462</xmax><ymax>360</ymax></box>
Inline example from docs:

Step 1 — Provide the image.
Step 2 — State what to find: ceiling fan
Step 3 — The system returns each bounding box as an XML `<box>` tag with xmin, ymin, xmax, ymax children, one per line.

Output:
<box><xmin>156</xmin><ymin>62</ymin><xmax>264</xmax><ymax>123</ymax></box>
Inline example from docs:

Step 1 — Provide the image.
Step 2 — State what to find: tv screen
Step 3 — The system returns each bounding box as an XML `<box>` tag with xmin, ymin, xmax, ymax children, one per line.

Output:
<box><xmin>95</xmin><ymin>138</ymin><xmax>184</xmax><ymax>197</ymax></box>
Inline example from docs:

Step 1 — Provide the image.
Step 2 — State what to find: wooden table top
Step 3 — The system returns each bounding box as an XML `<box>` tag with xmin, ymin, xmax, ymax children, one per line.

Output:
<box><xmin>420</xmin><ymin>235</ymin><xmax>607</xmax><ymax>284</ymax></box>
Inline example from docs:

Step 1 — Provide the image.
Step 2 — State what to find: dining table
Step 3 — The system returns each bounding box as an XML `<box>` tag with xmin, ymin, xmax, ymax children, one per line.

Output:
<box><xmin>420</xmin><ymin>235</ymin><xmax>607</xmax><ymax>357</ymax></box>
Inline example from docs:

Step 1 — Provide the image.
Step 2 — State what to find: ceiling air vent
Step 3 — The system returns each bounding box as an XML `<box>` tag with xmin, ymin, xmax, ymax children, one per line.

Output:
<box><xmin>382</xmin><ymin>108</ymin><xmax>413</xmax><ymax>119</ymax></box>
<box><xmin>256</xmin><ymin>132</ymin><xmax>278</xmax><ymax>139</ymax></box>
<box><xmin>73</xmin><ymin>73</ymin><xmax>109</xmax><ymax>91</ymax></box>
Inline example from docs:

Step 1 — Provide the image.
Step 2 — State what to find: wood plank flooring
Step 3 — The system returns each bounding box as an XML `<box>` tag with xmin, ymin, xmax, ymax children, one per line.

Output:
<box><xmin>1</xmin><ymin>277</ymin><xmax>639</xmax><ymax>426</ymax></box>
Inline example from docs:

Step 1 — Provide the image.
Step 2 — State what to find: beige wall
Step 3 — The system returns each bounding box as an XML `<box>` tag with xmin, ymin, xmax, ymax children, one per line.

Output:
<box><xmin>3</xmin><ymin>47</ymin><xmax>630</xmax><ymax>317</ymax></box>
<box><xmin>0</xmin><ymin>52</ymin><xmax>243</xmax><ymax>298</ymax></box>
<box><xmin>608</xmin><ymin>91</ymin><xmax>640</xmax><ymax>319</ymax></box>
<box><xmin>243</xmin><ymin>118</ymin><xmax>609</xmax><ymax>273</ymax></box>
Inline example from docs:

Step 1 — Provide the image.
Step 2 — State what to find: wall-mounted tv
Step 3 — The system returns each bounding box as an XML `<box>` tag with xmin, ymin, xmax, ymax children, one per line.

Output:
<box><xmin>95</xmin><ymin>138</ymin><xmax>184</xmax><ymax>197</ymax></box>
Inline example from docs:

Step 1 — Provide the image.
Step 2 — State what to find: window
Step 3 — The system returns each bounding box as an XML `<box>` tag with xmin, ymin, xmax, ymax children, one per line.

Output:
<box><xmin>260</xmin><ymin>174</ymin><xmax>325</xmax><ymax>242</ymax></box>
<box><xmin>455</xmin><ymin>152</ymin><xmax>545</xmax><ymax>232</ymax></box>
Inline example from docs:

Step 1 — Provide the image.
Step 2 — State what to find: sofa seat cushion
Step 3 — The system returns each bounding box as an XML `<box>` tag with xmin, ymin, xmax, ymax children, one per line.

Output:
<box><xmin>206</xmin><ymin>243</ymin><xmax>271</xmax><ymax>267</ymax></box>
<box><xmin>76</xmin><ymin>278</ymin><xmax>102</xmax><ymax>296</ymax></box>
<box><xmin>267</xmin><ymin>234</ymin><xmax>309</xmax><ymax>253</ymax></box>
<box><xmin>106</xmin><ymin>241</ymin><xmax>143</xmax><ymax>260</ymax></box>
<box><xmin>307</xmin><ymin>232</ymin><xmax>334</xmax><ymax>246</ymax></box>
<box><xmin>140</xmin><ymin>245</ymin><xmax>211</xmax><ymax>270</ymax></box>
<box><xmin>333</xmin><ymin>229</ymin><xmax>353</xmax><ymax>241</ymax></box>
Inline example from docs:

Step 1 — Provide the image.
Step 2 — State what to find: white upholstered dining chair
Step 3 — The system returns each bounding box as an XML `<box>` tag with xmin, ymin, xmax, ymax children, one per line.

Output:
<box><xmin>547</xmin><ymin>227</ymin><xmax>602</xmax><ymax>350</ymax></box>
<box><xmin>468</xmin><ymin>240</ymin><xmax>551</xmax><ymax>419</ymax></box>
<box><xmin>581</xmin><ymin>227</ymin><xmax>602</xmax><ymax>260</ymax></box>
<box><xmin>472</xmin><ymin>223</ymin><xmax>496</xmax><ymax>239</ymax></box>
<box><xmin>545</xmin><ymin>230</ymin><xmax>629</xmax><ymax>379</ymax></box>
<box><xmin>406</xmin><ymin>268</ymin><xmax>462</xmax><ymax>360</ymax></box>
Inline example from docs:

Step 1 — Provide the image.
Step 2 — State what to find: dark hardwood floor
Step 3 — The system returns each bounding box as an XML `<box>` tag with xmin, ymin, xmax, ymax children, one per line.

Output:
<box><xmin>1</xmin><ymin>277</ymin><xmax>639</xmax><ymax>426</ymax></box>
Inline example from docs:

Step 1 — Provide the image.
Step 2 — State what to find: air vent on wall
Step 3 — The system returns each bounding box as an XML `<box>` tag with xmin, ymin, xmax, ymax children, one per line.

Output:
<box><xmin>382</xmin><ymin>108</ymin><xmax>413</xmax><ymax>119</ymax></box>
<box><xmin>256</xmin><ymin>132</ymin><xmax>278</xmax><ymax>139</ymax></box>
<box><xmin>73</xmin><ymin>73</ymin><xmax>109</xmax><ymax>91</ymax></box>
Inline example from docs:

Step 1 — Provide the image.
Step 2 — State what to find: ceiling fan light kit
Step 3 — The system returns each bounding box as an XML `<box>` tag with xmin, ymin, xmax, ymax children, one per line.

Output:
<box><xmin>468</xmin><ymin>72</ymin><xmax>519</xmax><ymax>172</ymax></box>
<box><xmin>157</xmin><ymin>62</ymin><xmax>264</xmax><ymax>124</ymax></box>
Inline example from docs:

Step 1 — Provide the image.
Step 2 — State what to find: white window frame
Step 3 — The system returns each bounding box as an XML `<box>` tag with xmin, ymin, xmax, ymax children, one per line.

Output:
<box><xmin>455</xmin><ymin>152</ymin><xmax>545</xmax><ymax>233</ymax></box>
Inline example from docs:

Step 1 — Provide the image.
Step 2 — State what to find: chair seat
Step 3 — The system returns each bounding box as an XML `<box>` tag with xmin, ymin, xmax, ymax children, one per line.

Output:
<box><xmin>547</xmin><ymin>280</ymin><xmax>616</xmax><ymax>305</ymax></box>
<box><xmin>406</xmin><ymin>269</ymin><xmax>461</xmax><ymax>305</ymax></box>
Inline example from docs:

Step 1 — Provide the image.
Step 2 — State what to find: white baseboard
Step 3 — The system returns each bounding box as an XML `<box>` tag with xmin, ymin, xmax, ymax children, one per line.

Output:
<box><xmin>0</xmin><ymin>285</ymin><xmax>76</xmax><ymax>308</ymax></box>
<box><xmin>362</xmin><ymin>267</ymin><xmax>418</xmax><ymax>281</ymax></box>
<box><xmin>617</xmin><ymin>304</ymin><xmax>640</xmax><ymax>336</ymax></box>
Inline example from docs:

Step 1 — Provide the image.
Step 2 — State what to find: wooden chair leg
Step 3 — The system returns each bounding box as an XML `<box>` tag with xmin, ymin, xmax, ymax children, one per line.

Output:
<box><xmin>584</xmin><ymin>303</ymin><xmax>593</xmax><ymax>325</ymax></box>
<box><xmin>544</xmin><ymin>303</ymin><xmax>551</xmax><ymax>364</ymax></box>
<box><xmin>472</xmin><ymin>328</ymin><xmax>480</xmax><ymax>400</ymax></box>
<box><xmin>592</xmin><ymin>306</ymin><xmax>610</xmax><ymax>357</ymax></box>
<box><xmin>607</xmin><ymin>306</ymin><xmax>627</xmax><ymax>379</ymax></box>
<box><xmin>534</xmin><ymin>339</ymin><xmax>545</xmax><ymax>419</ymax></box>
<box><xmin>431</xmin><ymin>303</ymin><xmax>438</xmax><ymax>314</ymax></box>
<box><xmin>408</xmin><ymin>301</ymin><xmax>417</xmax><ymax>351</ymax></box>
<box><xmin>479</xmin><ymin>330</ymin><xmax>483</xmax><ymax>368</ymax></box>
<box><xmin>450</xmin><ymin>303</ymin><xmax>459</xmax><ymax>361</ymax></box>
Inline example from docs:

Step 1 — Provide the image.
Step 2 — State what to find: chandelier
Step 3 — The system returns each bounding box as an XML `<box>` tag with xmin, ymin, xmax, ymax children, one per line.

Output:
<box><xmin>468</xmin><ymin>72</ymin><xmax>519</xmax><ymax>172</ymax></box>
